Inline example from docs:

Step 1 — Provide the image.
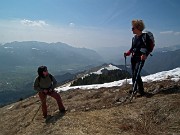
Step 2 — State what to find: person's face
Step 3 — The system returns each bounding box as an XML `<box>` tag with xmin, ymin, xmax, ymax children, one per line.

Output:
<box><xmin>132</xmin><ymin>26</ymin><xmax>138</xmax><ymax>34</ymax></box>
<box><xmin>43</xmin><ymin>70</ymin><xmax>49</xmax><ymax>76</ymax></box>
<box><xmin>132</xmin><ymin>25</ymin><xmax>141</xmax><ymax>35</ymax></box>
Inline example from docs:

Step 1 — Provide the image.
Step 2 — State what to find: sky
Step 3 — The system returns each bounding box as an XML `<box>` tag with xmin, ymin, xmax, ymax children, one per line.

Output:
<box><xmin>0</xmin><ymin>0</ymin><xmax>180</xmax><ymax>49</ymax></box>
<box><xmin>55</xmin><ymin>66</ymin><xmax>180</xmax><ymax>91</ymax></box>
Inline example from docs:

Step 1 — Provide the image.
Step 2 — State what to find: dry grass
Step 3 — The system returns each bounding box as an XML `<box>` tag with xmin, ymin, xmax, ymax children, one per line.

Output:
<box><xmin>0</xmin><ymin>80</ymin><xmax>179</xmax><ymax>135</ymax></box>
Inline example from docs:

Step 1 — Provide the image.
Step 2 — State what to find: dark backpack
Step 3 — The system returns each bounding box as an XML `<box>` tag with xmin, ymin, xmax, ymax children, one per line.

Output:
<box><xmin>142</xmin><ymin>31</ymin><xmax>155</xmax><ymax>55</ymax></box>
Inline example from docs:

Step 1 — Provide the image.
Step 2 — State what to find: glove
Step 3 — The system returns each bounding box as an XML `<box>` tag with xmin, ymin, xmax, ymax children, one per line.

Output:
<box><xmin>49</xmin><ymin>89</ymin><xmax>54</xmax><ymax>92</ymax></box>
<box><xmin>124</xmin><ymin>51</ymin><xmax>131</xmax><ymax>57</ymax></box>
<box><xmin>141</xmin><ymin>54</ymin><xmax>147</xmax><ymax>60</ymax></box>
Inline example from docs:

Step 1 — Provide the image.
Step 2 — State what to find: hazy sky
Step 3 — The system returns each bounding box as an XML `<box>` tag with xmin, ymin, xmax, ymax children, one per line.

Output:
<box><xmin>0</xmin><ymin>0</ymin><xmax>180</xmax><ymax>49</ymax></box>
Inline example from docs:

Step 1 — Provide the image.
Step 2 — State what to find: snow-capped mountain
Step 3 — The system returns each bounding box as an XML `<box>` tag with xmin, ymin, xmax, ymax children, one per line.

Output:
<box><xmin>70</xmin><ymin>64</ymin><xmax>131</xmax><ymax>86</ymax></box>
<box><xmin>56</xmin><ymin>67</ymin><xmax>180</xmax><ymax>91</ymax></box>
<box><xmin>83</xmin><ymin>64</ymin><xmax>121</xmax><ymax>77</ymax></box>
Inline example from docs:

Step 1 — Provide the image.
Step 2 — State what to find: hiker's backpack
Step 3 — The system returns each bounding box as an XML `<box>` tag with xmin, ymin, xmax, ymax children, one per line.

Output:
<box><xmin>142</xmin><ymin>31</ymin><xmax>155</xmax><ymax>54</ymax></box>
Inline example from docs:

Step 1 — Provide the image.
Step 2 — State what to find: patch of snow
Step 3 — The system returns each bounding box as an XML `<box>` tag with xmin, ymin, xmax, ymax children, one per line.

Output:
<box><xmin>91</xmin><ymin>64</ymin><xmax>121</xmax><ymax>75</ymax></box>
<box><xmin>55</xmin><ymin>67</ymin><xmax>180</xmax><ymax>92</ymax></box>
<box><xmin>7</xmin><ymin>105</ymin><xmax>14</xmax><ymax>110</ymax></box>
<box><xmin>4</xmin><ymin>47</ymin><xmax>13</xmax><ymax>49</ymax></box>
<box><xmin>32</xmin><ymin>48</ymin><xmax>40</xmax><ymax>50</ymax></box>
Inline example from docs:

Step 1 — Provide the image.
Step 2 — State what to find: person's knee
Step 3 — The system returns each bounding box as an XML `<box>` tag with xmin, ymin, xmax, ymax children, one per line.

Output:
<box><xmin>40</xmin><ymin>99</ymin><xmax>46</xmax><ymax>105</ymax></box>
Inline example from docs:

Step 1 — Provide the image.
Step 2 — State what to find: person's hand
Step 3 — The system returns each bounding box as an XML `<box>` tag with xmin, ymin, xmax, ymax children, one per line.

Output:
<box><xmin>49</xmin><ymin>89</ymin><xmax>53</xmax><ymax>92</ymax></box>
<box><xmin>43</xmin><ymin>89</ymin><xmax>48</xmax><ymax>94</ymax></box>
<box><xmin>124</xmin><ymin>51</ymin><xmax>131</xmax><ymax>57</ymax></box>
<box><xmin>141</xmin><ymin>54</ymin><xmax>147</xmax><ymax>60</ymax></box>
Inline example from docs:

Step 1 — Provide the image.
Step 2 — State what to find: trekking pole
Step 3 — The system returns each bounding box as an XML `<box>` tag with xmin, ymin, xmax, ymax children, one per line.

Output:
<box><xmin>31</xmin><ymin>102</ymin><xmax>41</xmax><ymax>122</ymax></box>
<box><xmin>129</xmin><ymin>61</ymin><xmax>142</xmax><ymax>102</ymax></box>
<box><xmin>124</xmin><ymin>55</ymin><xmax>127</xmax><ymax>86</ymax></box>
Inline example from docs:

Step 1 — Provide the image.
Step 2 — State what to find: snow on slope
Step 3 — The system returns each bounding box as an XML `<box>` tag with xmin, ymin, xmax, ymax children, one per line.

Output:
<box><xmin>82</xmin><ymin>64</ymin><xmax>121</xmax><ymax>79</ymax></box>
<box><xmin>92</xmin><ymin>64</ymin><xmax>121</xmax><ymax>75</ymax></box>
<box><xmin>55</xmin><ymin>67</ymin><xmax>180</xmax><ymax>92</ymax></box>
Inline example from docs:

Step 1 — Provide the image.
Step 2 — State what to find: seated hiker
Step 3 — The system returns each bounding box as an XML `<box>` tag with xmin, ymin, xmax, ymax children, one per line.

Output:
<box><xmin>33</xmin><ymin>65</ymin><xmax>66</xmax><ymax>118</ymax></box>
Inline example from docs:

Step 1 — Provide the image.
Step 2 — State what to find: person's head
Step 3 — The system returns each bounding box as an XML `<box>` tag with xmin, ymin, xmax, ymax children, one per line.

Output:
<box><xmin>131</xmin><ymin>19</ymin><xmax>145</xmax><ymax>34</ymax></box>
<box><xmin>37</xmin><ymin>66</ymin><xmax>49</xmax><ymax>77</ymax></box>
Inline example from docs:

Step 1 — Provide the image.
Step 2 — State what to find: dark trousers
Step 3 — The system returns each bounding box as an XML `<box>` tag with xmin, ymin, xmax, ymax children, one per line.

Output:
<box><xmin>131</xmin><ymin>57</ymin><xmax>145</xmax><ymax>95</ymax></box>
<box><xmin>38</xmin><ymin>91</ymin><xmax>65</xmax><ymax>117</ymax></box>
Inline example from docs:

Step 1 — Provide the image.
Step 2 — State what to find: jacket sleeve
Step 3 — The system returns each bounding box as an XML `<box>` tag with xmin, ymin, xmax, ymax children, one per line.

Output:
<box><xmin>51</xmin><ymin>75</ymin><xmax>57</xmax><ymax>90</ymax></box>
<box><xmin>33</xmin><ymin>77</ymin><xmax>42</xmax><ymax>92</ymax></box>
<box><xmin>127</xmin><ymin>37</ymin><xmax>135</xmax><ymax>54</ymax></box>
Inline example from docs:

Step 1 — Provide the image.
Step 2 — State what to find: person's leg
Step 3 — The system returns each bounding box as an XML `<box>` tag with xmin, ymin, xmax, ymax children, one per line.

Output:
<box><xmin>38</xmin><ymin>92</ymin><xmax>47</xmax><ymax>118</ymax></box>
<box><xmin>130</xmin><ymin>58</ymin><xmax>137</xmax><ymax>93</ymax></box>
<box><xmin>48</xmin><ymin>91</ymin><xmax>65</xmax><ymax>112</ymax></box>
<box><xmin>131</xmin><ymin>58</ymin><xmax>136</xmax><ymax>82</ymax></box>
<box><xmin>136</xmin><ymin>61</ymin><xmax>145</xmax><ymax>95</ymax></box>
<box><xmin>132</xmin><ymin>60</ymin><xmax>140</xmax><ymax>92</ymax></box>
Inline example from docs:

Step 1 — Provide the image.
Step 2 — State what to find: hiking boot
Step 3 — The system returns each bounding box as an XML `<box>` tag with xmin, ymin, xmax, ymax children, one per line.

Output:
<box><xmin>144</xmin><ymin>92</ymin><xmax>153</xmax><ymax>98</ymax></box>
<box><xmin>60</xmin><ymin>108</ymin><xmax>67</xmax><ymax>114</ymax></box>
<box><xmin>128</xmin><ymin>90</ymin><xmax>133</xmax><ymax>94</ymax></box>
<box><xmin>43</xmin><ymin>115</ymin><xmax>52</xmax><ymax>119</ymax></box>
<box><xmin>137</xmin><ymin>94</ymin><xmax>145</xmax><ymax>97</ymax></box>
<box><xmin>137</xmin><ymin>92</ymin><xmax>152</xmax><ymax>97</ymax></box>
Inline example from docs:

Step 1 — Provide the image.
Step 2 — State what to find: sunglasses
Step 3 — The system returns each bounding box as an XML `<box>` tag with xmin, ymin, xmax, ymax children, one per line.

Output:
<box><xmin>132</xmin><ymin>27</ymin><xmax>136</xmax><ymax>30</ymax></box>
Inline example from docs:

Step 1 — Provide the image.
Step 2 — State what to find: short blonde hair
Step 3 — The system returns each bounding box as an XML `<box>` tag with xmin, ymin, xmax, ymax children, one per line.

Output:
<box><xmin>132</xmin><ymin>19</ymin><xmax>145</xmax><ymax>31</ymax></box>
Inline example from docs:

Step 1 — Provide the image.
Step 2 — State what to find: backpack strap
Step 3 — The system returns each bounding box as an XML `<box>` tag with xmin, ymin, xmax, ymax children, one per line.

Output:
<box><xmin>38</xmin><ymin>76</ymin><xmax>41</xmax><ymax>82</ymax></box>
<box><xmin>142</xmin><ymin>33</ymin><xmax>147</xmax><ymax>46</ymax></box>
<box><xmin>49</xmin><ymin>74</ymin><xmax>53</xmax><ymax>81</ymax></box>
<box><xmin>132</xmin><ymin>35</ymin><xmax>137</xmax><ymax>46</ymax></box>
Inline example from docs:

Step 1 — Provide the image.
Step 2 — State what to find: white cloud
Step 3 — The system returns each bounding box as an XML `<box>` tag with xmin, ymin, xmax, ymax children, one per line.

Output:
<box><xmin>174</xmin><ymin>32</ymin><xmax>180</xmax><ymax>35</ymax></box>
<box><xmin>20</xmin><ymin>19</ymin><xmax>48</xmax><ymax>27</ymax></box>
<box><xmin>69</xmin><ymin>22</ymin><xmax>75</xmax><ymax>28</ymax></box>
<box><xmin>160</xmin><ymin>31</ymin><xmax>173</xmax><ymax>34</ymax></box>
<box><xmin>160</xmin><ymin>30</ymin><xmax>180</xmax><ymax>36</ymax></box>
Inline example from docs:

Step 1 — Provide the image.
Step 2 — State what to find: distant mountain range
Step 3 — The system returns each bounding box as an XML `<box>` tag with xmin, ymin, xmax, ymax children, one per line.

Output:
<box><xmin>144</xmin><ymin>48</ymin><xmax>180</xmax><ymax>74</ymax></box>
<box><xmin>95</xmin><ymin>46</ymin><xmax>129</xmax><ymax>65</ymax></box>
<box><xmin>0</xmin><ymin>41</ymin><xmax>104</xmax><ymax>72</ymax></box>
<box><xmin>1</xmin><ymin>41</ymin><xmax>179</xmax><ymax>74</ymax></box>
<box><xmin>154</xmin><ymin>44</ymin><xmax>180</xmax><ymax>52</ymax></box>
<box><xmin>0</xmin><ymin>41</ymin><xmax>179</xmax><ymax>106</ymax></box>
<box><xmin>95</xmin><ymin>45</ymin><xmax>180</xmax><ymax>74</ymax></box>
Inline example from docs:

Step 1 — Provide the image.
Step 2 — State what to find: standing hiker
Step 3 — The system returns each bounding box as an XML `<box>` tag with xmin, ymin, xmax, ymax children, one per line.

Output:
<box><xmin>33</xmin><ymin>66</ymin><xmax>65</xmax><ymax>118</ymax></box>
<box><xmin>124</xmin><ymin>19</ymin><xmax>154</xmax><ymax>96</ymax></box>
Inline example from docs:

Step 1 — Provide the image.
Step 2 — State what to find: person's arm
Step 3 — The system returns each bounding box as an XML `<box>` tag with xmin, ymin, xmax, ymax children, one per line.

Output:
<box><xmin>33</xmin><ymin>77</ymin><xmax>42</xmax><ymax>92</ymax></box>
<box><xmin>51</xmin><ymin>75</ymin><xmax>57</xmax><ymax>90</ymax></box>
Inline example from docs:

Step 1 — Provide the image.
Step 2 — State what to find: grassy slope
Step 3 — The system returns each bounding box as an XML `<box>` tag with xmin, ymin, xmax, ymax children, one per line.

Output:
<box><xmin>0</xmin><ymin>80</ymin><xmax>179</xmax><ymax>135</ymax></box>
